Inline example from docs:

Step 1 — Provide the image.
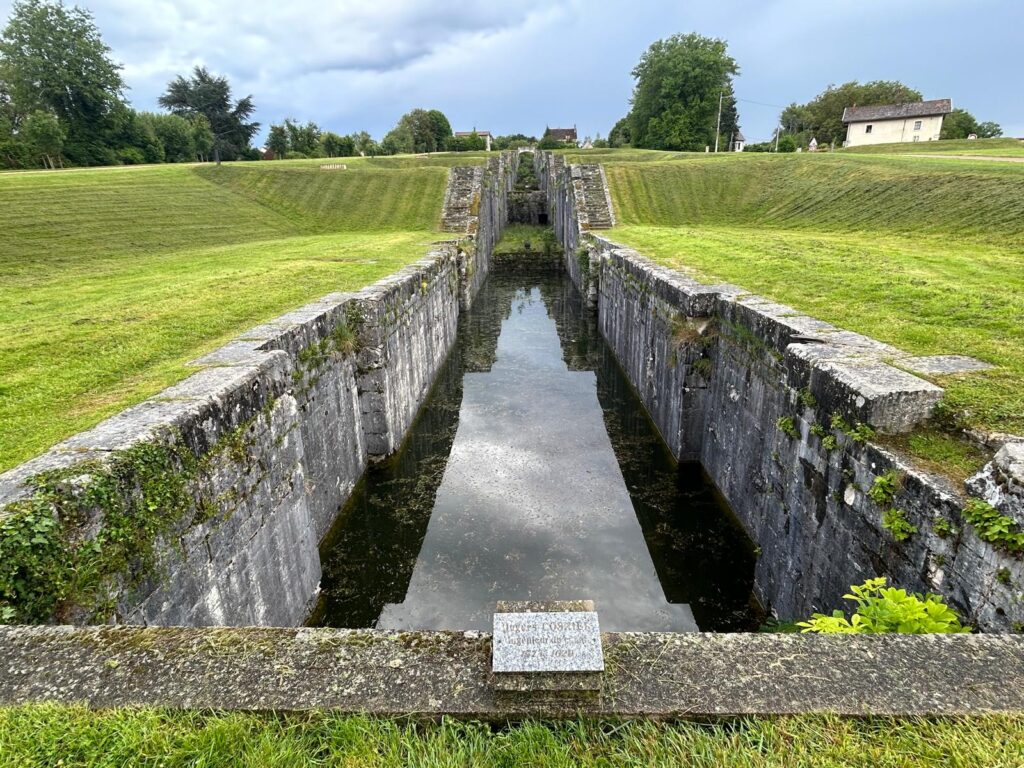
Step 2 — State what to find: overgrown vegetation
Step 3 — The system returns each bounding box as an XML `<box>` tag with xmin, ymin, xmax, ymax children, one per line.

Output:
<box><xmin>798</xmin><ymin>577</ymin><xmax>970</xmax><ymax>634</ymax></box>
<box><xmin>2</xmin><ymin>706</ymin><xmax>1023</xmax><ymax>767</ymax></box>
<box><xmin>0</xmin><ymin>440</ymin><xmax>196</xmax><ymax>623</ymax></box>
<box><xmin>962</xmin><ymin>499</ymin><xmax>1024</xmax><ymax>556</ymax></box>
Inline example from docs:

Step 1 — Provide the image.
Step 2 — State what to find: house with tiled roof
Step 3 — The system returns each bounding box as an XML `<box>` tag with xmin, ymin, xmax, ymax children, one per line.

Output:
<box><xmin>842</xmin><ymin>98</ymin><xmax>953</xmax><ymax>147</ymax></box>
<box><xmin>545</xmin><ymin>126</ymin><xmax>578</xmax><ymax>145</ymax></box>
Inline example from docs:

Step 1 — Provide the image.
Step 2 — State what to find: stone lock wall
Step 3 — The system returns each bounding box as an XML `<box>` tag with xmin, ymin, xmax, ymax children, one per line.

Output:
<box><xmin>541</xmin><ymin>151</ymin><xmax>1024</xmax><ymax>632</ymax></box>
<box><xmin>1</xmin><ymin>155</ymin><xmax>516</xmax><ymax>628</ymax></box>
<box><xmin>442</xmin><ymin>152</ymin><xmax>518</xmax><ymax>308</ymax></box>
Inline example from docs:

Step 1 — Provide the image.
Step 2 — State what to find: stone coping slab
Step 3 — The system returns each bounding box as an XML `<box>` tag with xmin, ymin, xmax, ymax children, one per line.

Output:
<box><xmin>2</xmin><ymin>626</ymin><xmax>1023</xmax><ymax>718</ymax></box>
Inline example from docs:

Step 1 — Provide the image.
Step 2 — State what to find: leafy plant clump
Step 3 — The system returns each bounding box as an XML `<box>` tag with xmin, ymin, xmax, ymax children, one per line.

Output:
<box><xmin>776</xmin><ymin>416</ymin><xmax>799</xmax><ymax>440</ymax></box>
<box><xmin>962</xmin><ymin>499</ymin><xmax>1024</xmax><ymax>556</ymax></box>
<box><xmin>869</xmin><ymin>470</ymin><xmax>901</xmax><ymax>506</ymax></box>
<box><xmin>882</xmin><ymin>508</ymin><xmax>918</xmax><ymax>541</ymax></box>
<box><xmin>933</xmin><ymin>517</ymin><xmax>956</xmax><ymax>538</ymax></box>
<box><xmin>798</xmin><ymin>577</ymin><xmax>971</xmax><ymax>634</ymax></box>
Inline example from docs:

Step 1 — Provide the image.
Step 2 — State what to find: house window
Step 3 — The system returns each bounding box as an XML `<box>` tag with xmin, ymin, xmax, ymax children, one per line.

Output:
<box><xmin>914</xmin><ymin>120</ymin><xmax>922</xmax><ymax>131</ymax></box>
<box><xmin>865</xmin><ymin>124</ymin><xmax>873</xmax><ymax>134</ymax></box>
<box><xmin>913</xmin><ymin>136</ymin><xmax>920</xmax><ymax>142</ymax></box>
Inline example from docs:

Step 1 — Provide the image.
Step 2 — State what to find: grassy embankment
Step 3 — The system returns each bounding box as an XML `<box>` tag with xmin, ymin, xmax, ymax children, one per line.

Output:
<box><xmin>842</xmin><ymin>137</ymin><xmax>1024</xmax><ymax>157</ymax></box>
<box><xmin>602</xmin><ymin>152</ymin><xmax>1024</xmax><ymax>477</ymax></box>
<box><xmin>0</xmin><ymin>156</ymin><xmax>482</xmax><ymax>471</ymax></box>
<box><xmin>2</xmin><ymin>707</ymin><xmax>1023</xmax><ymax>767</ymax></box>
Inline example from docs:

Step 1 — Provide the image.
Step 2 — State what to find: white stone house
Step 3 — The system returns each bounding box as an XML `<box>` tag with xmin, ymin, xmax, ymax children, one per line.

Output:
<box><xmin>842</xmin><ymin>99</ymin><xmax>952</xmax><ymax>147</ymax></box>
<box><xmin>730</xmin><ymin>130</ymin><xmax>745</xmax><ymax>152</ymax></box>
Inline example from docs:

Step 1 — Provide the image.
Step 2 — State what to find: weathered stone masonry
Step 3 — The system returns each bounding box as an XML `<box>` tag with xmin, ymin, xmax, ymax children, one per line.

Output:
<box><xmin>540</xmin><ymin>150</ymin><xmax>1024</xmax><ymax>632</ymax></box>
<box><xmin>0</xmin><ymin>153</ymin><xmax>518</xmax><ymax>628</ymax></box>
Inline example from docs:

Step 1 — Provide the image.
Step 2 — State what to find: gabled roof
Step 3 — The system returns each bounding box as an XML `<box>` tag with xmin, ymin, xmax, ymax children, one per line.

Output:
<box><xmin>842</xmin><ymin>99</ymin><xmax>953</xmax><ymax>124</ymax></box>
<box><xmin>733</xmin><ymin>130</ymin><xmax>745</xmax><ymax>141</ymax></box>
<box><xmin>547</xmin><ymin>127</ymin><xmax>577</xmax><ymax>141</ymax></box>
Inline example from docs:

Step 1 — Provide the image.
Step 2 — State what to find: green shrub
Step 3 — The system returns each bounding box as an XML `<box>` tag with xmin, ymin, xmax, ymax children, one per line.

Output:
<box><xmin>963</xmin><ymin>499</ymin><xmax>1024</xmax><ymax>556</ymax></box>
<box><xmin>798</xmin><ymin>577</ymin><xmax>971</xmax><ymax>634</ymax></box>
<box><xmin>933</xmin><ymin>517</ymin><xmax>955</xmax><ymax>538</ymax></box>
<box><xmin>882</xmin><ymin>508</ymin><xmax>918</xmax><ymax>541</ymax></box>
<box><xmin>776</xmin><ymin>416</ymin><xmax>799</xmax><ymax>439</ymax></box>
<box><xmin>868</xmin><ymin>470</ymin><xmax>900</xmax><ymax>506</ymax></box>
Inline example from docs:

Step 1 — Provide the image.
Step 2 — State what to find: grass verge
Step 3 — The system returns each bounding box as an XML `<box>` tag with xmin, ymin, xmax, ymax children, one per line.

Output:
<box><xmin>0</xmin><ymin>161</ymin><xmax>449</xmax><ymax>471</ymax></box>
<box><xmin>1</xmin><ymin>706</ymin><xmax>1023</xmax><ymax>767</ymax></box>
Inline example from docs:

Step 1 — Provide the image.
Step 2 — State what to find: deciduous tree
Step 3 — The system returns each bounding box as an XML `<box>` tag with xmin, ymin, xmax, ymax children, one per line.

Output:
<box><xmin>627</xmin><ymin>33</ymin><xmax>739</xmax><ymax>151</ymax></box>
<box><xmin>0</xmin><ymin>0</ymin><xmax>126</xmax><ymax>165</ymax></box>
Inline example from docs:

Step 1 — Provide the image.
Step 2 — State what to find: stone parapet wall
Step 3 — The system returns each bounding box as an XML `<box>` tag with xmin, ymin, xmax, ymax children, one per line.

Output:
<box><xmin>3</xmin><ymin>625</ymin><xmax>1023</xmax><ymax>717</ymax></box>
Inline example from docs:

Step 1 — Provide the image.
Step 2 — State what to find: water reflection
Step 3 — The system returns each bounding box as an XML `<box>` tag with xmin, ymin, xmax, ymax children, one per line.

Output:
<box><xmin>317</xmin><ymin>272</ymin><xmax>760</xmax><ymax>632</ymax></box>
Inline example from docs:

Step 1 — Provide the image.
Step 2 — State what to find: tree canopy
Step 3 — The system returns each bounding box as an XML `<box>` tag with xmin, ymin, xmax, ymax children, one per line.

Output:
<box><xmin>0</xmin><ymin>0</ymin><xmax>125</xmax><ymax>165</ymax></box>
<box><xmin>940</xmin><ymin>108</ymin><xmax>1002</xmax><ymax>140</ymax></box>
<box><xmin>382</xmin><ymin>108</ymin><xmax>453</xmax><ymax>154</ymax></box>
<box><xmin>626</xmin><ymin>33</ymin><xmax>740</xmax><ymax>151</ymax></box>
<box><xmin>159</xmin><ymin>66</ymin><xmax>259</xmax><ymax>161</ymax></box>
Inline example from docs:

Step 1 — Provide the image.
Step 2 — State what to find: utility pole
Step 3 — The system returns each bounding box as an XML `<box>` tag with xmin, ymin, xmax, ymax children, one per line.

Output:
<box><xmin>774</xmin><ymin>125</ymin><xmax>781</xmax><ymax>152</ymax></box>
<box><xmin>714</xmin><ymin>91</ymin><xmax>724</xmax><ymax>153</ymax></box>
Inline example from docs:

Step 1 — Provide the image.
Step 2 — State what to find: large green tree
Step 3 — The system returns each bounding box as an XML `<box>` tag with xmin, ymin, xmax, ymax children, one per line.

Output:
<box><xmin>627</xmin><ymin>33</ymin><xmax>739</xmax><ymax>151</ymax></box>
<box><xmin>159</xmin><ymin>66</ymin><xmax>258</xmax><ymax>162</ymax></box>
<box><xmin>940</xmin><ymin>108</ymin><xmax>1002</xmax><ymax>140</ymax></box>
<box><xmin>0</xmin><ymin>0</ymin><xmax>126</xmax><ymax>165</ymax></box>
<box><xmin>383</xmin><ymin>108</ymin><xmax>453</xmax><ymax>154</ymax></box>
<box><xmin>781</xmin><ymin>81</ymin><xmax>923</xmax><ymax>146</ymax></box>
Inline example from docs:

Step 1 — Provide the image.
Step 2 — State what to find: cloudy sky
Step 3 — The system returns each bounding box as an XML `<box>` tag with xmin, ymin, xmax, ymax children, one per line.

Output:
<box><xmin>3</xmin><ymin>0</ymin><xmax>1021</xmax><ymax>144</ymax></box>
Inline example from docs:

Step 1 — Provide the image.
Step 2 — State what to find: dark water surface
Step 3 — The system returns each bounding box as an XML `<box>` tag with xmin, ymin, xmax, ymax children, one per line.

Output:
<box><xmin>316</xmin><ymin>271</ymin><xmax>761</xmax><ymax>632</ymax></box>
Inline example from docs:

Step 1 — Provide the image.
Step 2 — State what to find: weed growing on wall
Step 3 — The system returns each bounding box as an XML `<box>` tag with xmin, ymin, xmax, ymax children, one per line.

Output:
<box><xmin>776</xmin><ymin>416</ymin><xmax>799</xmax><ymax>440</ymax></box>
<box><xmin>882</xmin><ymin>508</ymin><xmax>918</xmax><ymax>542</ymax></box>
<box><xmin>798</xmin><ymin>577</ymin><xmax>970</xmax><ymax>634</ymax></box>
<box><xmin>869</xmin><ymin>471</ymin><xmax>901</xmax><ymax>506</ymax></box>
<box><xmin>962</xmin><ymin>499</ymin><xmax>1024</xmax><ymax>556</ymax></box>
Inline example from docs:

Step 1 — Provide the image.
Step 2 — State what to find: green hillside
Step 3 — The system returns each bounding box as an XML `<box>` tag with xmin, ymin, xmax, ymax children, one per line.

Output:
<box><xmin>0</xmin><ymin>159</ymin><xmax>455</xmax><ymax>471</ymax></box>
<box><xmin>604</xmin><ymin>153</ymin><xmax>1024</xmax><ymax>465</ymax></box>
<box><xmin>842</xmin><ymin>137</ymin><xmax>1024</xmax><ymax>157</ymax></box>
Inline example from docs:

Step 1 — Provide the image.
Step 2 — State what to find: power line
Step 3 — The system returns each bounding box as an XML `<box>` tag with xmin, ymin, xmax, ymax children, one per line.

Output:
<box><xmin>735</xmin><ymin>98</ymin><xmax>787</xmax><ymax>109</ymax></box>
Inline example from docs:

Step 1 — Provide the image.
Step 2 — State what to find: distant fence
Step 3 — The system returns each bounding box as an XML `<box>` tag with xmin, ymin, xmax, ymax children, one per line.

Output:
<box><xmin>320</xmin><ymin>163</ymin><xmax>347</xmax><ymax>170</ymax></box>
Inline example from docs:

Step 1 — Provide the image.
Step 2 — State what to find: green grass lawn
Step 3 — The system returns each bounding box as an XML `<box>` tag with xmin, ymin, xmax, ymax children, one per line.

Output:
<box><xmin>2</xmin><ymin>707</ymin><xmax>1022</xmax><ymax>767</ymax></box>
<box><xmin>603</xmin><ymin>153</ymin><xmax>1024</xmax><ymax>462</ymax></box>
<box><xmin>0</xmin><ymin>159</ymin><xmax>456</xmax><ymax>471</ymax></box>
<box><xmin>843</xmin><ymin>137</ymin><xmax>1024</xmax><ymax>157</ymax></box>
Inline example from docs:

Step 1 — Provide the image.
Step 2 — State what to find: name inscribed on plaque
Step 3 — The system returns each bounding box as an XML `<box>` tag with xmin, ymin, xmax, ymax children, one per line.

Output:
<box><xmin>492</xmin><ymin>611</ymin><xmax>604</xmax><ymax>673</ymax></box>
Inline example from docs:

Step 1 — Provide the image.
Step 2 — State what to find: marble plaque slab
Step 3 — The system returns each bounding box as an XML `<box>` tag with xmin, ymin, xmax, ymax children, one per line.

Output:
<box><xmin>492</xmin><ymin>611</ymin><xmax>604</xmax><ymax>673</ymax></box>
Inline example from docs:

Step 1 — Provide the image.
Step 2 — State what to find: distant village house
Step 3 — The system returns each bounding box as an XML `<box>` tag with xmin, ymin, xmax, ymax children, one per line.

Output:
<box><xmin>546</xmin><ymin>126</ymin><xmax>578</xmax><ymax>146</ymax></box>
<box><xmin>730</xmin><ymin>130</ymin><xmax>745</xmax><ymax>152</ymax></box>
<box><xmin>842</xmin><ymin>98</ymin><xmax>952</xmax><ymax>147</ymax></box>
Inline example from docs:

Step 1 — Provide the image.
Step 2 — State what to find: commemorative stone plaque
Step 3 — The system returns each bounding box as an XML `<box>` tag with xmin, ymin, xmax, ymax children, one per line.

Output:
<box><xmin>490</xmin><ymin>601</ymin><xmax>604</xmax><ymax>694</ymax></box>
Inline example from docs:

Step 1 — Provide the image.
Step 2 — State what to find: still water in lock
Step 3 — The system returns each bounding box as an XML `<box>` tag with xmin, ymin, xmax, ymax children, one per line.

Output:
<box><xmin>316</xmin><ymin>270</ymin><xmax>761</xmax><ymax>632</ymax></box>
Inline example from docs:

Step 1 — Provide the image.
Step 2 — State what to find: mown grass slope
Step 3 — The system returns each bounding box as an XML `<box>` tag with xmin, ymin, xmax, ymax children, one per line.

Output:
<box><xmin>0</xmin><ymin>159</ymin><xmax>457</xmax><ymax>471</ymax></box>
<box><xmin>2</xmin><ymin>707</ymin><xmax>1023</xmax><ymax>767</ymax></box>
<box><xmin>843</xmin><ymin>137</ymin><xmax>1024</xmax><ymax>157</ymax></box>
<box><xmin>604</xmin><ymin>152</ymin><xmax>1024</xmax><ymax>456</ymax></box>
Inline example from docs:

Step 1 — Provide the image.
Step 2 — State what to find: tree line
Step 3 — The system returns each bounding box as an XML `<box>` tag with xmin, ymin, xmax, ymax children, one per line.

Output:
<box><xmin>263</xmin><ymin>109</ymin><xmax>537</xmax><ymax>160</ymax></box>
<box><xmin>0</xmin><ymin>0</ymin><xmax>531</xmax><ymax>170</ymax></box>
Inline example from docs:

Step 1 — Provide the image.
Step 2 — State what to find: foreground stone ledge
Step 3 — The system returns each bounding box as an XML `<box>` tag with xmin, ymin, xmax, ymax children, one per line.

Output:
<box><xmin>2</xmin><ymin>626</ymin><xmax>1023</xmax><ymax>718</ymax></box>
